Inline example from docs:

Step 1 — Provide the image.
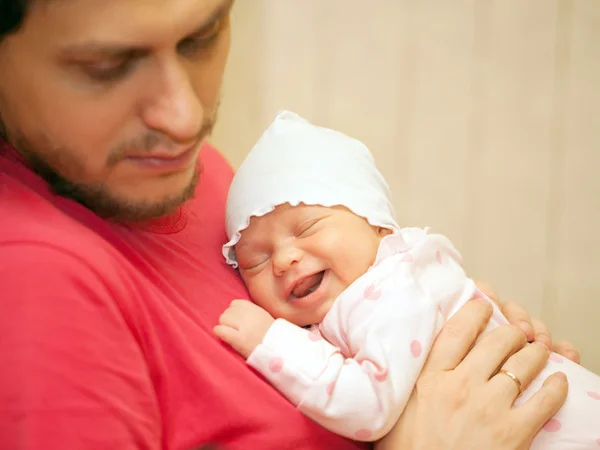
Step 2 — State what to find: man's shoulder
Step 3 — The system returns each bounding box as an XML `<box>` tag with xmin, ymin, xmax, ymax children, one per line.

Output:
<box><xmin>0</xmin><ymin>191</ymin><xmax>139</xmax><ymax>316</ymax></box>
<box><xmin>0</xmin><ymin>172</ymin><xmax>125</xmax><ymax>279</ymax></box>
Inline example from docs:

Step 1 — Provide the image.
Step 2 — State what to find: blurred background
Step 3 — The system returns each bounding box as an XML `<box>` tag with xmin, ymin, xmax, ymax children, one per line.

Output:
<box><xmin>212</xmin><ymin>0</ymin><xmax>600</xmax><ymax>372</ymax></box>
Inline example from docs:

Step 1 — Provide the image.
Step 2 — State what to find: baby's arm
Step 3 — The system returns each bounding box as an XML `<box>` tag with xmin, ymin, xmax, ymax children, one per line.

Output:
<box><xmin>243</xmin><ymin>280</ymin><xmax>444</xmax><ymax>441</ymax></box>
<box><xmin>216</xmin><ymin>230</ymin><xmax>477</xmax><ymax>442</ymax></box>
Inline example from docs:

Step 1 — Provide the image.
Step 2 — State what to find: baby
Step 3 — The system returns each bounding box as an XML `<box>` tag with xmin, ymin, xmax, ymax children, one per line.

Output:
<box><xmin>215</xmin><ymin>111</ymin><xmax>600</xmax><ymax>447</ymax></box>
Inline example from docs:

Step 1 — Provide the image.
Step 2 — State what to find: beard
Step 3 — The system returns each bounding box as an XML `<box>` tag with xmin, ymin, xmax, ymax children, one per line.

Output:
<box><xmin>22</xmin><ymin>147</ymin><xmax>201</xmax><ymax>222</ymax></box>
<box><xmin>3</xmin><ymin>112</ymin><xmax>218</xmax><ymax>223</ymax></box>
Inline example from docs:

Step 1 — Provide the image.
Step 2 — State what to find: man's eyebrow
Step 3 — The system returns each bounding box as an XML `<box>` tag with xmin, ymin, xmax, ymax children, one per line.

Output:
<box><xmin>188</xmin><ymin>0</ymin><xmax>235</xmax><ymax>38</ymax></box>
<box><xmin>58</xmin><ymin>0</ymin><xmax>235</xmax><ymax>59</ymax></box>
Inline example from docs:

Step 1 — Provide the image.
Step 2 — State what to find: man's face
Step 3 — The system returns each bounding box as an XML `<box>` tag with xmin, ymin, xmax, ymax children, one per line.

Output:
<box><xmin>0</xmin><ymin>0</ymin><xmax>233</xmax><ymax>221</ymax></box>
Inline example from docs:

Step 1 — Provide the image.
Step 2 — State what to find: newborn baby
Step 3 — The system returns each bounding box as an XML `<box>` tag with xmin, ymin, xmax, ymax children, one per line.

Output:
<box><xmin>215</xmin><ymin>111</ymin><xmax>600</xmax><ymax>447</ymax></box>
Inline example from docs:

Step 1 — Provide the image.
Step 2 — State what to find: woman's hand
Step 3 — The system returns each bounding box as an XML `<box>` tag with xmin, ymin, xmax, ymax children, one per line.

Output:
<box><xmin>476</xmin><ymin>281</ymin><xmax>581</xmax><ymax>363</ymax></box>
<box><xmin>376</xmin><ymin>299</ymin><xmax>569</xmax><ymax>450</ymax></box>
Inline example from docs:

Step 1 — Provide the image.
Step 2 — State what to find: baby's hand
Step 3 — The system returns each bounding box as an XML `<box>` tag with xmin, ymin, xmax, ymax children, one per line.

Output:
<box><xmin>214</xmin><ymin>299</ymin><xmax>275</xmax><ymax>359</ymax></box>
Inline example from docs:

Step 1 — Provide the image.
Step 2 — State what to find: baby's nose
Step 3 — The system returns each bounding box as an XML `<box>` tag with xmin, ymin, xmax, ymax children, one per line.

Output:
<box><xmin>273</xmin><ymin>247</ymin><xmax>303</xmax><ymax>275</ymax></box>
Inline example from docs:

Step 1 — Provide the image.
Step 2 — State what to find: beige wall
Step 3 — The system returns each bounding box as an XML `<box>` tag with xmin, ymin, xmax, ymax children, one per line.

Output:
<box><xmin>212</xmin><ymin>0</ymin><xmax>600</xmax><ymax>372</ymax></box>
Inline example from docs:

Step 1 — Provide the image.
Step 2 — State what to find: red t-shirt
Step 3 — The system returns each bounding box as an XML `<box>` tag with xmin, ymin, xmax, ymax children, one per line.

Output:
<box><xmin>0</xmin><ymin>141</ymin><xmax>368</xmax><ymax>450</ymax></box>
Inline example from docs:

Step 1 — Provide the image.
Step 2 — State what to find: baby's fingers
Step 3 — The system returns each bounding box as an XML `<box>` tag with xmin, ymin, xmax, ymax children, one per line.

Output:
<box><xmin>218</xmin><ymin>307</ymin><xmax>244</xmax><ymax>328</ymax></box>
<box><xmin>214</xmin><ymin>324</ymin><xmax>240</xmax><ymax>346</ymax></box>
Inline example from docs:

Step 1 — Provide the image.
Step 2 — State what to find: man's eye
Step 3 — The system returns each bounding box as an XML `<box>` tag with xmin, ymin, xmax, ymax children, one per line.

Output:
<box><xmin>82</xmin><ymin>59</ymin><xmax>134</xmax><ymax>82</ymax></box>
<box><xmin>179</xmin><ymin>19</ymin><xmax>223</xmax><ymax>56</ymax></box>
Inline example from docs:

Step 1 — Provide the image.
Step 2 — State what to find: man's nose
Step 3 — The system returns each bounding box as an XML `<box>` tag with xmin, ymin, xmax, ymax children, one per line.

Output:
<box><xmin>140</xmin><ymin>59</ymin><xmax>204</xmax><ymax>143</ymax></box>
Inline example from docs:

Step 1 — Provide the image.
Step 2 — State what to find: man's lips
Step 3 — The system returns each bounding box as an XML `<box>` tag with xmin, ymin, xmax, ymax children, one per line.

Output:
<box><xmin>126</xmin><ymin>144</ymin><xmax>195</xmax><ymax>161</ymax></box>
<box><xmin>124</xmin><ymin>145</ymin><xmax>199</xmax><ymax>172</ymax></box>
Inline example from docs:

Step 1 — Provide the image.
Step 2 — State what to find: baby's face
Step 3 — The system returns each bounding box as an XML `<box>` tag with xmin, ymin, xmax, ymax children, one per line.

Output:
<box><xmin>235</xmin><ymin>204</ymin><xmax>387</xmax><ymax>327</ymax></box>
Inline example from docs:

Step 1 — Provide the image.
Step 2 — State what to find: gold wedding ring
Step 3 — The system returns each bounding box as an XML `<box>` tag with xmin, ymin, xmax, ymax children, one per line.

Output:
<box><xmin>498</xmin><ymin>369</ymin><xmax>522</xmax><ymax>394</ymax></box>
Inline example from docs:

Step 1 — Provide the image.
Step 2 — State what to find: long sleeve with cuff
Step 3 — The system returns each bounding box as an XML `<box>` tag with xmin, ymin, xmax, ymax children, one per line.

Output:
<box><xmin>247</xmin><ymin>228</ymin><xmax>477</xmax><ymax>441</ymax></box>
<box><xmin>247</xmin><ymin>228</ymin><xmax>600</xmax><ymax>448</ymax></box>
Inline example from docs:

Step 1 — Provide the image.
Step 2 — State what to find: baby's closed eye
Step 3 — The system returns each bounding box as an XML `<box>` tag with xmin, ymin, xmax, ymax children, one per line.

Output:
<box><xmin>238</xmin><ymin>254</ymin><xmax>269</xmax><ymax>272</ymax></box>
<box><xmin>295</xmin><ymin>218</ymin><xmax>322</xmax><ymax>237</ymax></box>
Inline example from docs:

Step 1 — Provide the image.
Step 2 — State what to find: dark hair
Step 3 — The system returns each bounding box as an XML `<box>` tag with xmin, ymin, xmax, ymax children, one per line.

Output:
<box><xmin>0</xmin><ymin>0</ymin><xmax>32</xmax><ymax>41</ymax></box>
<box><xmin>0</xmin><ymin>0</ymin><xmax>33</xmax><ymax>140</ymax></box>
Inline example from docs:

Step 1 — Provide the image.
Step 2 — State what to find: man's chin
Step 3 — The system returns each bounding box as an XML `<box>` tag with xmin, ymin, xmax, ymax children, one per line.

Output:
<box><xmin>42</xmin><ymin>165</ymin><xmax>200</xmax><ymax>222</ymax></box>
<box><xmin>82</xmin><ymin>174</ymin><xmax>199</xmax><ymax>222</ymax></box>
<box><xmin>9</xmin><ymin>129</ymin><xmax>203</xmax><ymax>222</ymax></box>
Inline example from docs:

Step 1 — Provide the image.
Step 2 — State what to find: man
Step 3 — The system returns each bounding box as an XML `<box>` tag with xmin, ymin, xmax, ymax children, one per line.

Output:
<box><xmin>0</xmin><ymin>0</ymin><xmax>577</xmax><ymax>449</ymax></box>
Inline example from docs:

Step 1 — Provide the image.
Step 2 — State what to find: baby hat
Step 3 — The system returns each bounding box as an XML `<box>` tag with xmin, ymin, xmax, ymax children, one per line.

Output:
<box><xmin>222</xmin><ymin>110</ymin><xmax>400</xmax><ymax>267</ymax></box>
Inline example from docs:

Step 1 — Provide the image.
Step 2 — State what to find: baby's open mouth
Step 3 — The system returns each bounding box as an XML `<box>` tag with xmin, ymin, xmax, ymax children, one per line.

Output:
<box><xmin>290</xmin><ymin>271</ymin><xmax>325</xmax><ymax>300</ymax></box>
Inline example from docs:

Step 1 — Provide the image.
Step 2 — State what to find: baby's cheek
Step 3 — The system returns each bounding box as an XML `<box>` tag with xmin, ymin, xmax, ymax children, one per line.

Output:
<box><xmin>317</xmin><ymin>230</ymin><xmax>346</xmax><ymax>254</ymax></box>
<box><xmin>245</xmin><ymin>278</ymin><xmax>269</xmax><ymax>304</ymax></box>
<box><xmin>337</xmin><ymin>246</ymin><xmax>379</xmax><ymax>284</ymax></box>
<box><xmin>247</xmin><ymin>278</ymin><xmax>286</xmax><ymax>316</ymax></box>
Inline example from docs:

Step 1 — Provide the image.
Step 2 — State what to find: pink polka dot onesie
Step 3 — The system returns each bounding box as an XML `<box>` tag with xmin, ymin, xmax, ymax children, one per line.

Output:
<box><xmin>222</xmin><ymin>110</ymin><xmax>600</xmax><ymax>446</ymax></box>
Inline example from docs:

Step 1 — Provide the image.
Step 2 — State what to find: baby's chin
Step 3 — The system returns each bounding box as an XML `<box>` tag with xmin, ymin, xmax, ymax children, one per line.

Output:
<box><xmin>278</xmin><ymin>312</ymin><xmax>321</xmax><ymax>329</ymax></box>
<box><xmin>262</xmin><ymin>295</ymin><xmax>333</xmax><ymax>327</ymax></box>
<box><xmin>295</xmin><ymin>310</ymin><xmax>330</xmax><ymax>328</ymax></box>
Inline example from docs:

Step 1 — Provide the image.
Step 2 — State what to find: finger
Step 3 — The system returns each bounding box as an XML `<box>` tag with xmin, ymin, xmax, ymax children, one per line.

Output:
<box><xmin>231</xmin><ymin>299</ymin><xmax>259</xmax><ymax>314</ymax></box>
<box><xmin>230</xmin><ymin>299</ymin><xmax>252</xmax><ymax>308</ymax></box>
<box><xmin>501</xmin><ymin>300</ymin><xmax>535</xmax><ymax>342</ymax></box>
<box><xmin>531</xmin><ymin>318</ymin><xmax>553</xmax><ymax>350</ymax></box>
<box><xmin>552</xmin><ymin>339</ymin><xmax>581</xmax><ymax>364</ymax></box>
<box><xmin>474</xmin><ymin>280</ymin><xmax>500</xmax><ymax>305</ymax></box>
<box><xmin>213</xmin><ymin>324</ymin><xmax>240</xmax><ymax>345</ymax></box>
<box><xmin>423</xmin><ymin>299</ymin><xmax>493</xmax><ymax>373</ymax></box>
<box><xmin>513</xmin><ymin>372</ymin><xmax>568</xmax><ymax>439</ymax></box>
<box><xmin>458</xmin><ymin>324</ymin><xmax>527</xmax><ymax>381</ymax></box>
<box><xmin>218</xmin><ymin>311</ymin><xmax>241</xmax><ymax>330</ymax></box>
<box><xmin>487</xmin><ymin>341</ymin><xmax>549</xmax><ymax>405</ymax></box>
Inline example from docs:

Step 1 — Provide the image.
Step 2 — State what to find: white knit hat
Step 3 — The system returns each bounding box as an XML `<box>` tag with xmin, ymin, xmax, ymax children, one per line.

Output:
<box><xmin>222</xmin><ymin>110</ymin><xmax>399</xmax><ymax>267</ymax></box>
